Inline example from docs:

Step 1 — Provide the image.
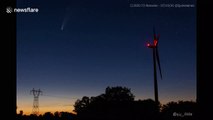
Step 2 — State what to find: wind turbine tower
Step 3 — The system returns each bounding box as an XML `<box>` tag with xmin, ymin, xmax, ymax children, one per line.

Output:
<box><xmin>146</xmin><ymin>27</ymin><xmax>163</xmax><ymax>104</ymax></box>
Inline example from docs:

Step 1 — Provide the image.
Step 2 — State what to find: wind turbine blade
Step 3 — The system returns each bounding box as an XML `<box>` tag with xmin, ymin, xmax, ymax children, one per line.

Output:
<box><xmin>157</xmin><ymin>34</ymin><xmax>160</xmax><ymax>41</ymax></box>
<box><xmin>156</xmin><ymin>47</ymin><xmax>162</xmax><ymax>79</ymax></box>
<box><xmin>153</xmin><ymin>27</ymin><xmax>157</xmax><ymax>40</ymax></box>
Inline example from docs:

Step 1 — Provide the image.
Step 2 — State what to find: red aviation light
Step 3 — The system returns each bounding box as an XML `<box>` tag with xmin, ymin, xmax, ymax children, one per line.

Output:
<box><xmin>154</xmin><ymin>40</ymin><xmax>158</xmax><ymax>46</ymax></box>
<box><xmin>146</xmin><ymin>43</ymin><xmax>150</xmax><ymax>47</ymax></box>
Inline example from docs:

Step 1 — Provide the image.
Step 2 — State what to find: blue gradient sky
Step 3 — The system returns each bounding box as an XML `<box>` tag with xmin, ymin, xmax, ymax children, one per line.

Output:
<box><xmin>16</xmin><ymin>0</ymin><xmax>196</xmax><ymax>115</ymax></box>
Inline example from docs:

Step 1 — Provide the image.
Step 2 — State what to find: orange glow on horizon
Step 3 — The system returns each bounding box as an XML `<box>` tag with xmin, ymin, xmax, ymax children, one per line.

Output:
<box><xmin>16</xmin><ymin>106</ymin><xmax>76</xmax><ymax>115</ymax></box>
<box><xmin>17</xmin><ymin>94</ymin><xmax>79</xmax><ymax>115</ymax></box>
<box><xmin>17</xmin><ymin>102</ymin><xmax>76</xmax><ymax>115</ymax></box>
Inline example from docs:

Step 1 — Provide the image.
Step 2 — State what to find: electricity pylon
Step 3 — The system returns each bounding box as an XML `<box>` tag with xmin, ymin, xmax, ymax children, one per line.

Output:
<box><xmin>30</xmin><ymin>88</ymin><xmax>42</xmax><ymax>115</ymax></box>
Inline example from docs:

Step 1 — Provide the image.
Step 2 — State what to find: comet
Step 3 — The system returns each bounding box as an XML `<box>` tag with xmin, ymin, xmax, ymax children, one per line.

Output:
<box><xmin>61</xmin><ymin>7</ymin><xmax>71</xmax><ymax>31</ymax></box>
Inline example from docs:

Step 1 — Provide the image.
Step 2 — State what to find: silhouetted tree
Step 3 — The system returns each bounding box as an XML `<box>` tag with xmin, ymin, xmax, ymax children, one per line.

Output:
<box><xmin>29</xmin><ymin>114</ymin><xmax>38</xmax><ymax>120</ymax></box>
<box><xmin>54</xmin><ymin>111</ymin><xmax>60</xmax><ymax>120</ymax></box>
<box><xmin>126</xmin><ymin>99</ymin><xmax>160</xmax><ymax>120</ymax></box>
<box><xmin>73</xmin><ymin>86</ymin><xmax>160</xmax><ymax>120</ymax></box>
<box><xmin>43</xmin><ymin>112</ymin><xmax>54</xmax><ymax>120</ymax></box>
<box><xmin>17</xmin><ymin>110</ymin><xmax>24</xmax><ymax>120</ymax></box>
<box><xmin>16</xmin><ymin>111</ymin><xmax>76</xmax><ymax>120</ymax></box>
<box><xmin>105</xmin><ymin>86</ymin><xmax>135</xmax><ymax>101</ymax></box>
<box><xmin>74</xmin><ymin>86</ymin><xmax>134</xmax><ymax>113</ymax></box>
<box><xmin>74</xmin><ymin>96</ymin><xmax>90</xmax><ymax>113</ymax></box>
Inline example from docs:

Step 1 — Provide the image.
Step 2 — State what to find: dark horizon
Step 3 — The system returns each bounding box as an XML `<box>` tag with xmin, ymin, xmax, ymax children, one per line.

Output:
<box><xmin>17</xmin><ymin>86</ymin><xmax>197</xmax><ymax>120</ymax></box>
<box><xmin>17</xmin><ymin>86</ymin><xmax>196</xmax><ymax>116</ymax></box>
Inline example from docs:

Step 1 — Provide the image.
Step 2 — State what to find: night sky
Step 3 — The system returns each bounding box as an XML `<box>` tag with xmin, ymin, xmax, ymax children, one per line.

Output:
<box><xmin>16</xmin><ymin>0</ymin><xmax>196</xmax><ymax>115</ymax></box>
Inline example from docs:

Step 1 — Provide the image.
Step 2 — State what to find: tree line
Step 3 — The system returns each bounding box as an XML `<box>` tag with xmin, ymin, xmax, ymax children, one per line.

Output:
<box><xmin>17</xmin><ymin>86</ymin><xmax>197</xmax><ymax>120</ymax></box>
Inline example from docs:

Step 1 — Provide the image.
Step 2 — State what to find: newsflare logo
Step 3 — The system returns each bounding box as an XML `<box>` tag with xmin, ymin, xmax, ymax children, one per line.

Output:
<box><xmin>6</xmin><ymin>7</ymin><xmax>13</xmax><ymax>13</ymax></box>
<box><xmin>6</xmin><ymin>6</ymin><xmax>39</xmax><ymax>13</ymax></box>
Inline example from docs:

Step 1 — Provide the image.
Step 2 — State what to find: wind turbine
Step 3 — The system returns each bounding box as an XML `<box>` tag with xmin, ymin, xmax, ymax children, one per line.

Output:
<box><xmin>146</xmin><ymin>27</ymin><xmax>162</xmax><ymax>104</ymax></box>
